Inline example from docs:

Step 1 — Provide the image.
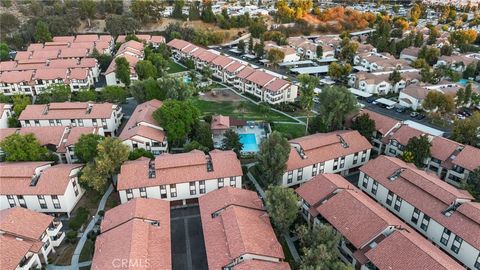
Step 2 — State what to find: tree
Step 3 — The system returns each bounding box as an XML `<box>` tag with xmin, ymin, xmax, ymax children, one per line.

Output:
<box><xmin>254</xmin><ymin>40</ymin><xmax>265</xmax><ymax>58</ymax></box>
<box><xmin>75</xmin><ymin>134</ymin><xmax>104</xmax><ymax>163</ymax></box>
<box><xmin>420</xmin><ymin>67</ymin><xmax>442</xmax><ymax>84</ymax></box>
<box><xmin>222</xmin><ymin>129</ymin><xmax>243</xmax><ymax>157</ymax></box>
<box><xmin>201</xmin><ymin>1</ymin><xmax>215</xmax><ymax>23</ymax></box>
<box><xmin>78</xmin><ymin>0</ymin><xmax>96</xmax><ymax>27</ymax></box>
<box><xmin>105</xmin><ymin>14</ymin><xmax>140</xmax><ymax>36</ymax></box>
<box><xmin>153</xmin><ymin>100</ymin><xmax>200</xmax><ymax>145</ymax></box>
<box><xmin>328</xmin><ymin>62</ymin><xmax>352</xmax><ymax>82</ymax></box>
<box><xmin>34</xmin><ymin>21</ymin><xmax>52</xmax><ymax>43</ymax></box>
<box><xmin>191</xmin><ymin>121</ymin><xmax>214</xmax><ymax>150</ymax></box>
<box><xmin>410</xmin><ymin>3</ymin><xmax>422</xmax><ymax>24</ymax></box>
<box><xmin>463</xmin><ymin>62</ymin><xmax>477</xmax><ymax>79</ymax></box>
<box><xmin>418</xmin><ymin>46</ymin><xmax>440</xmax><ymax>66</ymax></box>
<box><xmin>183</xmin><ymin>140</ymin><xmax>210</xmax><ymax>153</ymax></box>
<box><xmin>404</xmin><ymin>135</ymin><xmax>431</xmax><ymax>167</ymax></box>
<box><xmin>451</xmin><ymin>112</ymin><xmax>480</xmax><ymax>146</ymax></box>
<box><xmin>267</xmin><ymin>48</ymin><xmax>285</xmax><ymax>69</ymax></box>
<box><xmin>79</xmin><ymin>163</ymin><xmax>107</xmax><ymax>193</ymax></box>
<box><xmin>256</xmin><ymin>131</ymin><xmax>291</xmax><ymax>185</ymax></box>
<box><xmin>11</xmin><ymin>94</ymin><xmax>30</xmax><ymax>116</ymax></box>
<box><xmin>136</xmin><ymin>60</ymin><xmax>157</xmax><ymax>80</ymax></box>
<box><xmin>449</xmin><ymin>29</ymin><xmax>478</xmax><ymax>48</ymax></box>
<box><xmin>130</xmin><ymin>0</ymin><xmax>162</xmax><ymax>24</ymax></box>
<box><xmin>264</xmin><ymin>185</ymin><xmax>298</xmax><ymax>233</ymax></box>
<box><xmin>101</xmin><ymin>86</ymin><xmax>127</xmax><ymax>103</ymax></box>
<box><xmin>296</xmin><ymin>224</ymin><xmax>348</xmax><ymax>270</ymax></box>
<box><xmin>422</xmin><ymin>91</ymin><xmax>455</xmax><ymax>116</ymax></box>
<box><xmin>36</xmin><ymin>84</ymin><xmax>71</xmax><ymax>104</ymax></box>
<box><xmin>238</xmin><ymin>39</ymin><xmax>246</xmax><ymax>53</ymax></box>
<box><xmin>172</xmin><ymin>0</ymin><xmax>185</xmax><ymax>19</ymax></box>
<box><xmin>352</xmin><ymin>113</ymin><xmax>376</xmax><ymax>140</ymax></box>
<box><xmin>95</xmin><ymin>137</ymin><xmax>130</xmax><ymax>177</ymax></box>
<box><xmin>188</xmin><ymin>1</ymin><xmax>201</xmax><ymax>20</ymax></box>
<box><xmin>75</xmin><ymin>88</ymin><xmax>97</xmax><ymax>102</ymax></box>
<box><xmin>339</xmin><ymin>38</ymin><xmax>358</xmax><ymax>63</ymax></box>
<box><xmin>316</xmin><ymin>86</ymin><xmax>358</xmax><ymax>132</ymax></box>
<box><xmin>128</xmin><ymin>148</ymin><xmax>154</xmax><ymax>160</ymax></box>
<box><xmin>463</xmin><ymin>168</ymin><xmax>480</xmax><ymax>200</ymax></box>
<box><xmin>298</xmin><ymin>74</ymin><xmax>319</xmax><ymax>134</ymax></box>
<box><xmin>388</xmin><ymin>69</ymin><xmax>402</xmax><ymax>85</ymax></box>
<box><xmin>91</xmin><ymin>48</ymin><xmax>113</xmax><ymax>72</ymax></box>
<box><xmin>0</xmin><ymin>43</ymin><xmax>10</xmax><ymax>61</ymax></box>
<box><xmin>115</xmin><ymin>57</ymin><xmax>131</xmax><ymax>86</ymax></box>
<box><xmin>249</xmin><ymin>18</ymin><xmax>267</xmax><ymax>38</ymax></box>
<box><xmin>316</xmin><ymin>45</ymin><xmax>323</xmax><ymax>59</ymax></box>
<box><xmin>441</xmin><ymin>44</ymin><xmax>453</xmax><ymax>56</ymax></box>
<box><xmin>0</xmin><ymin>133</ymin><xmax>51</xmax><ymax>161</ymax></box>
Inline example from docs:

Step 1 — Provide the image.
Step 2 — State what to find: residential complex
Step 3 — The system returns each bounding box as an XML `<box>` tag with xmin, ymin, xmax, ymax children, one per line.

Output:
<box><xmin>296</xmin><ymin>173</ymin><xmax>464</xmax><ymax>270</ymax></box>
<box><xmin>0</xmin><ymin>162</ymin><xmax>84</xmax><ymax>217</ymax></box>
<box><xmin>0</xmin><ymin>103</ymin><xmax>13</xmax><ymax>128</ymax></box>
<box><xmin>282</xmin><ymin>130</ymin><xmax>372</xmax><ymax>186</ymax></box>
<box><xmin>199</xmin><ymin>187</ymin><xmax>290</xmax><ymax>270</ymax></box>
<box><xmin>117</xmin><ymin>150</ymin><xmax>242</xmax><ymax>204</ymax></box>
<box><xmin>18</xmin><ymin>102</ymin><xmax>123</xmax><ymax>136</ymax></box>
<box><xmin>359</xmin><ymin>156</ymin><xmax>480</xmax><ymax>269</ymax></box>
<box><xmin>91</xmin><ymin>198</ymin><xmax>171</xmax><ymax>270</ymax></box>
<box><xmin>119</xmin><ymin>99</ymin><xmax>167</xmax><ymax>155</ymax></box>
<box><xmin>167</xmin><ymin>39</ymin><xmax>298</xmax><ymax>104</ymax></box>
<box><xmin>0</xmin><ymin>207</ymin><xmax>65</xmax><ymax>270</ymax></box>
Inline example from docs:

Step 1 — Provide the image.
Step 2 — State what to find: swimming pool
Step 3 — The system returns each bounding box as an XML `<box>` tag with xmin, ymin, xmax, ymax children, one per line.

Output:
<box><xmin>239</xmin><ymin>133</ymin><xmax>259</xmax><ymax>152</ymax></box>
<box><xmin>183</xmin><ymin>75</ymin><xmax>191</xmax><ymax>84</ymax></box>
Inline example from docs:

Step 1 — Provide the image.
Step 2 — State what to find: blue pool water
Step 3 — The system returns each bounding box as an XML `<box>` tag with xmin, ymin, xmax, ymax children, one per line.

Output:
<box><xmin>239</xmin><ymin>133</ymin><xmax>259</xmax><ymax>152</ymax></box>
<box><xmin>458</xmin><ymin>79</ymin><xmax>469</xmax><ymax>85</ymax></box>
<box><xmin>183</xmin><ymin>75</ymin><xmax>191</xmax><ymax>84</ymax></box>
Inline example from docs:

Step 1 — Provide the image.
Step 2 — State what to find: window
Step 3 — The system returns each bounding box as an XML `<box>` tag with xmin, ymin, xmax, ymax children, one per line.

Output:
<box><xmin>25</xmin><ymin>120</ymin><xmax>30</xmax><ymax>126</ymax></box>
<box><xmin>51</xmin><ymin>195</ymin><xmax>61</xmax><ymax>209</ymax></box>
<box><xmin>38</xmin><ymin>195</ymin><xmax>47</xmax><ymax>209</ymax></box>
<box><xmin>474</xmin><ymin>253</ymin><xmax>480</xmax><ymax>270</ymax></box>
<box><xmin>362</xmin><ymin>176</ymin><xmax>369</xmax><ymax>188</ymax></box>
<box><xmin>92</xmin><ymin>119</ymin><xmax>97</xmax><ymax>126</ymax></box>
<box><xmin>126</xmin><ymin>189</ymin><xmax>133</xmax><ymax>200</ymax></box>
<box><xmin>451</xmin><ymin>236</ymin><xmax>463</xmax><ymax>254</ymax></box>
<box><xmin>230</xmin><ymin>177</ymin><xmax>236</xmax><ymax>187</ymax></box>
<box><xmin>394</xmin><ymin>196</ymin><xmax>402</xmax><ymax>211</ymax></box>
<box><xmin>420</xmin><ymin>215</ymin><xmax>430</xmax><ymax>231</ymax></box>
<box><xmin>386</xmin><ymin>191</ymin><xmax>394</xmax><ymax>206</ymax></box>
<box><xmin>160</xmin><ymin>185</ymin><xmax>167</xmax><ymax>199</ymax></box>
<box><xmin>333</xmin><ymin>158</ymin><xmax>338</xmax><ymax>170</ymax></box>
<box><xmin>49</xmin><ymin>120</ymin><xmax>55</xmax><ymax>126</ymax></box>
<box><xmin>411</xmin><ymin>208</ymin><xmax>420</xmax><ymax>224</ymax></box>
<box><xmin>199</xmin><ymin>180</ymin><xmax>205</xmax><ymax>194</ymax></box>
<box><xmin>7</xmin><ymin>195</ymin><xmax>15</xmax><ymax>207</ymax></box>
<box><xmin>170</xmin><ymin>184</ymin><xmax>177</xmax><ymax>198</ymax></box>
<box><xmin>18</xmin><ymin>195</ymin><xmax>27</xmax><ymax>208</ymax></box>
<box><xmin>34</xmin><ymin>120</ymin><xmax>40</xmax><ymax>126</ymax></box>
<box><xmin>71</xmin><ymin>119</ymin><xmax>76</xmax><ymax>126</ymax></box>
<box><xmin>190</xmin><ymin>182</ymin><xmax>196</xmax><ymax>195</ymax></box>
<box><xmin>440</xmin><ymin>228</ymin><xmax>451</xmax><ymax>246</ymax></box>
<box><xmin>312</xmin><ymin>163</ymin><xmax>317</xmax><ymax>176</ymax></box>
<box><xmin>361</xmin><ymin>150</ymin><xmax>367</xmax><ymax>163</ymax></box>
<box><xmin>287</xmin><ymin>171</ymin><xmax>293</xmax><ymax>184</ymax></box>
<box><xmin>339</xmin><ymin>156</ymin><xmax>345</xmax><ymax>169</ymax></box>
<box><xmin>371</xmin><ymin>180</ymin><xmax>378</xmax><ymax>195</ymax></box>
<box><xmin>297</xmin><ymin>168</ymin><xmax>303</xmax><ymax>181</ymax></box>
<box><xmin>78</xmin><ymin>119</ymin><xmax>84</xmax><ymax>127</ymax></box>
<box><xmin>72</xmin><ymin>178</ymin><xmax>79</xmax><ymax>197</ymax></box>
<box><xmin>218</xmin><ymin>178</ymin><xmax>224</xmax><ymax>188</ymax></box>
<box><xmin>56</xmin><ymin>119</ymin><xmax>61</xmax><ymax>125</ymax></box>
<box><xmin>319</xmin><ymin>162</ymin><xmax>325</xmax><ymax>174</ymax></box>
<box><xmin>353</xmin><ymin>153</ymin><xmax>359</xmax><ymax>165</ymax></box>
<box><xmin>139</xmin><ymin>187</ymin><xmax>147</xmax><ymax>198</ymax></box>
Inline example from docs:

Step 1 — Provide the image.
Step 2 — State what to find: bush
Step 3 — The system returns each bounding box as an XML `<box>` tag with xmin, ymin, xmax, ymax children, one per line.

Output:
<box><xmin>87</xmin><ymin>231</ymin><xmax>97</xmax><ymax>241</ymax></box>
<box><xmin>69</xmin><ymin>207</ymin><xmax>89</xmax><ymax>231</ymax></box>
<box><xmin>66</xmin><ymin>230</ymin><xmax>77</xmax><ymax>244</ymax></box>
<box><xmin>98</xmin><ymin>210</ymin><xmax>105</xmax><ymax>217</ymax></box>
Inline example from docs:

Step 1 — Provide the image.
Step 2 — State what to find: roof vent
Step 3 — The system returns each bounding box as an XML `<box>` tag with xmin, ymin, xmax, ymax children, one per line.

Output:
<box><xmin>443</xmin><ymin>202</ymin><xmax>460</xmax><ymax>217</ymax></box>
<box><xmin>42</xmin><ymin>104</ymin><xmax>50</xmax><ymax>115</ymax></box>
<box><xmin>30</xmin><ymin>173</ymin><xmax>41</xmax><ymax>186</ymax></box>
<box><xmin>206</xmin><ymin>156</ymin><xmax>213</xmax><ymax>172</ymax></box>
<box><xmin>388</xmin><ymin>168</ymin><xmax>405</xmax><ymax>181</ymax></box>
<box><xmin>149</xmin><ymin>220</ymin><xmax>160</xmax><ymax>226</ymax></box>
<box><xmin>86</xmin><ymin>104</ymin><xmax>93</xmax><ymax>114</ymax></box>
<box><xmin>148</xmin><ymin>160</ymin><xmax>156</xmax><ymax>178</ymax></box>
<box><xmin>337</xmin><ymin>135</ymin><xmax>349</xmax><ymax>148</ymax></box>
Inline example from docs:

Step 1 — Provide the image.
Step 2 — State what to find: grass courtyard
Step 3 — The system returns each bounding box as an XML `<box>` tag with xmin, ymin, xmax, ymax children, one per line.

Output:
<box><xmin>190</xmin><ymin>96</ymin><xmax>297</xmax><ymax>123</ymax></box>
<box><xmin>271</xmin><ymin>123</ymin><xmax>306</xmax><ymax>139</ymax></box>
<box><xmin>167</xmin><ymin>60</ymin><xmax>188</xmax><ymax>74</ymax></box>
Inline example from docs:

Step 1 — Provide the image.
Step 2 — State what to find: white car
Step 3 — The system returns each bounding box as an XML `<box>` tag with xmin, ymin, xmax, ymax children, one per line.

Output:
<box><xmin>386</xmin><ymin>105</ymin><xmax>395</xmax><ymax>110</ymax></box>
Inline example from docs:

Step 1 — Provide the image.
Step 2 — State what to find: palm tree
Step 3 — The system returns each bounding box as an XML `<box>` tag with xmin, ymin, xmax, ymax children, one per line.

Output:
<box><xmin>298</xmin><ymin>74</ymin><xmax>320</xmax><ymax>135</ymax></box>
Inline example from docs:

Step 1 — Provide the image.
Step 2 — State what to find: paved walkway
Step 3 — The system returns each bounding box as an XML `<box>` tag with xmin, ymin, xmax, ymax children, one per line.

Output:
<box><xmin>48</xmin><ymin>184</ymin><xmax>113</xmax><ymax>270</ymax></box>
<box><xmin>243</xmin><ymin>163</ymin><xmax>301</xmax><ymax>263</ymax></box>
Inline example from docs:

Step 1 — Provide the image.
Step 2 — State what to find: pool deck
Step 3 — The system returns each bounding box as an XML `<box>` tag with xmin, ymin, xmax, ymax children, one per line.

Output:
<box><xmin>213</xmin><ymin>124</ymin><xmax>267</xmax><ymax>154</ymax></box>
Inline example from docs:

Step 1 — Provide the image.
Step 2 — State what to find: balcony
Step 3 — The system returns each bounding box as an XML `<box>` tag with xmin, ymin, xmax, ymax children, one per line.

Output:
<box><xmin>50</xmin><ymin>231</ymin><xmax>65</xmax><ymax>246</ymax></box>
<box><xmin>18</xmin><ymin>254</ymin><xmax>39</xmax><ymax>270</ymax></box>
<box><xmin>47</xmin><ymin>220</ymin><xmax>62</xmax><ymax>236</ymax></box>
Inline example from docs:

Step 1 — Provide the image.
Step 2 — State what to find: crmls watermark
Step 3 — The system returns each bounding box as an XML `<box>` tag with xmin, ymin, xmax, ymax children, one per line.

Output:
<box><xmin>112</xmin><ymin>258</ymin><xmax>150</xmax><ymax>268</ymax></box>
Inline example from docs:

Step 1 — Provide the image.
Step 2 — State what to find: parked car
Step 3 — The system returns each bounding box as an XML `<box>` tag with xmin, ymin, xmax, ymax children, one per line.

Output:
<box><xmin>410</xmin><ymin>112</ymin><xmax>419</xmax><ymax>118</ymax></box>
<box><xmin>367</xmin><ymin>97</ymin><xmax>375</xmax><ymax>103</ymax></box>
<box><xmin>417</xmin><ymin>114</ymin><xmax>426</xmax><ymax>120</ymax></box>
<box><xmin>386</xmin><ymin>105</ymin><xmax>395</xmax><ymax>110</ymax></box>
<box><xmin>357</xmin><ymin>102</ymin><xmax>366</xmax><ymax>108</ymax></box>
<box><xmin>395</xmin><ymin>107</ymin><xmax>406</xmax><ymax>113</ymax></box>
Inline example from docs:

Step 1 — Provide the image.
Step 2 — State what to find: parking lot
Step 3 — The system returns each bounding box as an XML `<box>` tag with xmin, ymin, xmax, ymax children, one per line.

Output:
<box><xmin>171</xmin><ymin>206</ymin><xmax>208</xmax><ymax>270</ymax></box>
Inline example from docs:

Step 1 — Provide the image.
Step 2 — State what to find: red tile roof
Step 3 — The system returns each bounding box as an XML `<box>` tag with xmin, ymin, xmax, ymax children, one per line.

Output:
<box><xmin>19</xmin><ymin>102</ymin><xmax>116</xmax><ymax>120</ymax></box>
<box><xmin>48</xmin><ymin>58</ymin><xmax>79</xmax><ymax>68</ymax></box>
<box><xmin>317</xmin><ymin>188</ymin><xmax>401</xmax><ymax>248</ymax></box>
<box><xmin>119</xmin><ymin>99</ymin><xmax>165</xmax><ymax>143</ymax></box>
<box><xmin>452</xmin><ymin>145</ymin><xmax>480</xmax><ymax>171</ymax></box>
<box><xmin>286</xmin><ymin>130</ymin><xmax>372</xmax><ymax>171</ymax></box>
<box><xmin>360</xmin><ymin>156</ymin><xmax>479</xmax><ymax>249</ymax></box>
<box><xmin>69</xmin><ymin>68</ymin><xmax>89</xmax><ymax>80</ymax></box>
<box><xmin>430</xmin><ymin>136</ymin><xmax>461</xmax><ymax>163</ymax></box>
<box><xmin>105</xmin><ymin>54</ymin><xmax>140</xmax><ymax>75</ymax></box>
<box><xmin>14</xmin><ymin>51</ymin><xmax>32</xmax><ymax>61</ymax></box>
<box><xmin>245</xmin><ymin>70</ymin><xmax>275</xmax><ymax>86</ymax></box>
<box><xmin>0</xmin><ymin>207</ymin><xmax>53</xmax><ymax>240</ymax></box>
<box><xmin>232</xmin><ymin>261</ymin><xmax>290</xmax><ymax>270</ymax></box>
<box><xmin>59</xmin><ymin>48</ymin><xmax>89</xmax><ymax>58</ymax></box>
<box><xmin>0</xmin><ymin>234</ymin><xmax>37</xmax><ymax>270</ymax></box>
<box><xmin>295</xmin><ymin>174</ymin><xmax>354</xmax><ymax>207</ymax></box>
<box><xmin>264</xmin><ymin>78</ymin><xmax>290</xmax><ymax>92</ymax></box>
<box><xmin>235</xmin><ymin>66</ymin><xmax>256</xmax><ymax>79</ymax></box>
<box><xmin>361</xmin><ymin>109</ymin><xmax>399</xmax><ymax>136</ymax></box>
<box><xmin>166</xmin><ymin>39</ymin><xmax>191</xmax><ymax>51</ymax></box>
<box><xmin>117</xmin><ymin>150</ymin><xmax>242</xmax><ymax>190</ymax></box>
<box><xmin>0</xmin><ymin>61</ymin><xmax>17</xmax><ymax>71</ymax></box>
<box><xmin>196</xmin><ymin>50</ymin><xmax>219</xmax><ymax>63</ymax></box>
<box><xmin>31</xmin><ymin>49</ymin><xmax>60</xmax><ymax>60</ymax></box>
<box><xmin>199</xmin><ymin>187</ymin><xmax>286</xmax><ymax>270</ymax></box>
<box><xmin>365</xmin><ymin>230</ymin><xmax>463</xmax><ymax>270</ymax></box>
<box><xmin>92</xmin><ymin>198</ymin><xmax>172</xmax><ymax>270</ymax></box>
<box><xmin>74</xmin><ymin>34</ymin><xmax>99</xmax><ymax>42</ymax></box>
<box><xmin>388</xmin><ymin>124</ymin><xmax>424</xmax><ymax>146</ymax></box>
<box><xmin>224</xmin><ymin>61</ymin><xmax>244</xmax><ymax>73</ymax></box>
<box><xmin>211</xmin><ymin>55</ymin><xmax>234</xmax><ymax>68</ymax></box>
<box><xmin>34</xmin><ymin>68</ymin><xmax>68</xmax><ymax>80</ymax></box>
<box><xmin>0</xmin><ymin>163</ymin><xmax>83</xmax><ymax>195</ymax></box>
<box><xmin>0</xmin><ymin>126</ymin><xmax>66</xmax><ymax>147</ymax></box>
<box><xmin>211</xmin><ymin>115</ymin><xmax>230</xmax><ymax>130</ymax></box>
<box><xmin>53</xmin><ymin>36</ymin><xmax>75</xmax><ymax>43</ymax></box>
<box><xmin>0</xmin><ymin>70</ymin><xmax>34</xmax><ymax>84</ymax></box>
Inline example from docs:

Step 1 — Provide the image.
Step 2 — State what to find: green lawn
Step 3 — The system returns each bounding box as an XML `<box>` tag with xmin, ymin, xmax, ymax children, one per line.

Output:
<box><xmin>167</xmin><ymin>60</ymin><xmax>188</xmax><ymax>73</ymax></box>
<box><xmin>190</xmin><ymin>97</ymin><xmax>296</xmax><ymax>123</ymax></box>
<box><xmin>272</xmin><ymin>123</ymin><xmax>306</xmax><ymax>139</ymax></box>
<box><xmin>79</xmin><ymin>239</ymin><xmax>94</xmax><ymax>262</ymax></box>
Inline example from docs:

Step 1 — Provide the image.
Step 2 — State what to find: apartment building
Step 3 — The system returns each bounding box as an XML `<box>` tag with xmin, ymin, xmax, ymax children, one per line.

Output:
<box><xmin>264</xmin><ymin>41</ymin><xmax>300</xmax><ymax>63</ymax></box>
<box><xmin>119</xmin><ymin>99</ymin><xmax>168</xmax><ymax>155</ymax></box>
<box><xmin>0</xmin><ymin>126</ymin><xmax>104</xmax><ymax>163</ymax></box>
<box><xmin>115</xmin><ymin>34</ymin><xmax>165</xmax><ymax>49</ymax></box>
<box><xmin>0</xmin><ymin>207</ymin><xmax>65</xmax><ymax>270</ymax></box>
<box><xmin>18</xmin><ymin>102</ymin><xmax>123</xmax><ymax>136</ymax></box>
<box><xmin>295</xmin><ymin>174</ymin><xmax>464</xmax><ymax>270</ymax></box>
<box><xmin>92</xmin><ymin>198</ymin><xmax>171</xmax><ymax>270</ymax></box>
<box><xmin>0</xmin><ymin>162</ymin><xmax>84</xmax><ymax>217</ymax></box>
<box><xmin>199</xmin><ymin>187</ymin><xmax>290</xmax><ymax>270</ymax></box>
<box><xmin>166</xmin><ymin>39</ymin><xmax>298</xmax><ymax>104</ymax></box>
<box><xmin>399</xmin><ymin>47</ymin><xmax>420</xmax><ymax>62</ymax></box>
<box><xmin>105</xmin><ymin>40</ymin><xmax>145</xmax><ymax>86</ymax></box>
<box><xmin>354</xmin><ymin>52</ymin><xmax>411</xmax><ymax>72</ymax></box>
<box><xmin>117</xmin><ymin>150</ymin><xmax>242</xmax><ymax>205</ymax></box>
<box><xmin>435</xmin><ymin>54</ymin><xmax>479</xmax><ymax>73</ymax></box>
<box><xmin>359</xmin><ymin>156</ymin><xmax>480</xmax><ymax>269</ymax></box>
<box><xmin>348</xmin><ymin>70</ymin><xmax>420</xmax><ymax>95</ymax></box>
<box><xmin>0</xmin><ymin>103</ymin><xmax>12</xmax><ymax>128</ymax></box>
<box><xmin>384</xmin><ymin>124</ymin><xmax>425</xmax><ymax>157</ymax></box>
<box><xmin>282</xmin><ymin>130</ymin><xmax>372</xmax><ymax>187</ymax></box>
<box><xmin>355</xmin><ymin>109</ymin><xmax>401</xmax><ymax>154</ymax></box>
